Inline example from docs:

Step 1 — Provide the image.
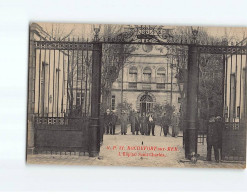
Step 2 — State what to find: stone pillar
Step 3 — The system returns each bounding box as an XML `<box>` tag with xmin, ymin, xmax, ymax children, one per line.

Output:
<box><xmin>27</xmin><ymin>25</ymin><xmax>36</xmax><ymax>154</ymax></box>
<box><xmin>137</xmin><ymin>67</ymin><xmax>142</xmax><ymax>82</ymax></box>
<box><xmin>89</xmin><ymin>43</ymin><xmax>102</xmax><ymax>157</ymax></box>
<box><xmin>185</xmin><ymin>45</ymin><xmax>198</xmax><ymax>159</ymax></box>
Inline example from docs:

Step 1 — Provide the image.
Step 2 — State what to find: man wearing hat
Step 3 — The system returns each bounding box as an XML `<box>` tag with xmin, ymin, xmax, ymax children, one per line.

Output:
<box><xmin>130</xmin><ymin>109</ymin><xmax>138</xmax><ymax>135</ymax></box>
<box><xmin>207</xmin><ymin>116</ymin><xmax>220</xmax><ymax>162</ymax></box>
<box><xmin>104</xmin><ymin>109</ymin><xmax>112</xmax><ymax>135</ymax></box>
<box><xmin>121</xmin><ymin>110</ymin><xmax>128</xmax><ymax>135</ymax></box>
<box><xmin>110</xmin><ymin>110</ymin><xmax>118</xmax><ymax>135</ymax></box>
<box><xmin>161</xmin><ymin>112</ymin><xmax>170</xmax><ymax>137</ymax></box>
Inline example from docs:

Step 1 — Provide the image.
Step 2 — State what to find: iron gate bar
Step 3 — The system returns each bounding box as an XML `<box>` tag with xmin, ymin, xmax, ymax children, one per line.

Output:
<box><xmin>67</xmin><ymin>48</ymin><xmax>70</xmax><ymax>114</ymax></box>
<box><xmin>222</xmin><ymin>54</ymin><xmax>226</xmax><ymax>122</ymax></box>
<box><xmin>223</xmin><ymin>54</ymin><xmax>227</xmax><ymax>121</ymax></box>
<box><xmin>170</xmin><ymin>56</ymin><xmax>173</xmax><ymax>105</ymax></box>
<box><xmin>42</xmin><ymin>46</ymin><xmax>47</xmax><ymax>116</ymax></box>
<box><xmin>37</xmin><ymin>38</ymin><xmax>42</xmax><ymax>117</ymax></box>
<box><xmin>33</xmin><ymin>40</ymin><xmax>36</xmax><ymax>117</ymax></box>
<box><xmin>85</xmin><ymin>40</ymin><xmax>89</xmax><ymax>115</ymax></box>
<box><xmin>47</xmin><ymin>46</ymin><xmax>51</xmax><ymax>117</ymax></box>
<box><xmin>196</xmin><ymin>51</ymin><xmax>200</xmax><ymax>154</ymax></box>
<box><xmin>76</xmin><ymin>38</ymin><xmax>79</xmax><ymax>110</ymax></box>
<box><xmin>57</xmin><ymin>50</ymin><xmax>60</xmax><ymax>117</ymax></box>
<box><xmin>234</xmin><ymin>47</ymin><xmax>238</xmax><ymax>124</ymax></box>
<box><xmin>61</xmin><ymin>50</ymin><xmax>65</xmax><ymax>115</ymax></box>
<box><xmin>71</xmin><ymin>41</ymin><xmax>74</xmax><ymax>110</ymax></box>
<box><xmin>81</xmin><ymin>49</ymin><xmax>83</xmax><ymax>115</ymax></box>
<box><xmin>239</xmin><ymin>49</ymin><xmax>243</xmax><ymax>127</ymax></box>
<box><xmin>229</xmin><ymin>53</ymin><xmax>233</xmax><ymax>124</ymax></box>
<box><xmin>52</xmin><ymin>49</ymin><xmax>55</xmax><ymax>117</ymax></box>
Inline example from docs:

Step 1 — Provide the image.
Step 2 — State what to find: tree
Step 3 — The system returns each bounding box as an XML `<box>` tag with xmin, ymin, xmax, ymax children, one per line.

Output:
<box><xmin>116</xmin><ymin>101</ymin><xmax>133</xmax><ymax>119</ymax></box>
<box><xmin>100</xmin><ymin>25</ymin><xmax>136</xmax><ymax>112</ymax></box>
<box><xmin>167</xmin><ymin>26</ymin><xmax>235</xmax><ymax>129</ymax></box>
<box><xmin>153</xmin><ymin>103</ymin><xmax>175</xmax><ymax>126</ymax></box>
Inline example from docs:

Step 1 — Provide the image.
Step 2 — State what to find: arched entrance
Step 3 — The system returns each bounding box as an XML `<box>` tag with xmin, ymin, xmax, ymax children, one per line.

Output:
<box><xmin>140</xmin><ymin>94</ymin><xmax>153</xmax><ymax>116</ymax></box>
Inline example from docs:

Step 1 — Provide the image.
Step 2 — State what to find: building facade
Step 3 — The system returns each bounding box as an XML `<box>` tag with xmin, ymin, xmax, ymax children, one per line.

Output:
<box><xmin>111</xmin><ymin>44</ymin><xmax>181</xmax><ymax>115</ymax></box>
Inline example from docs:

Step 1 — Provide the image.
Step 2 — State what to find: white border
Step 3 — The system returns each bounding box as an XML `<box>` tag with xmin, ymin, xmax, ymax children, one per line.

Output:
<box><xmin>0</xmin><ymin>0</ymin><xmax>247</xmax><ymax>192</ymax></box>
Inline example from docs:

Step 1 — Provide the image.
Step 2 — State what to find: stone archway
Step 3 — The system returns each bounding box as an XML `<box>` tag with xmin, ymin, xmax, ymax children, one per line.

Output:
<box><xmin>136</xmin><ymin>92</ymin><xmax>156</xmax><ymax>115</ymax></box>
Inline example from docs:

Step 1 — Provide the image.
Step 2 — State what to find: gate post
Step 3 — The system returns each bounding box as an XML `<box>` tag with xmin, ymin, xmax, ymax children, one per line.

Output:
<box><xmin>185</xmin><ymin>45</ymin><xmax>198</xmax><ymax>159</ymax></box>
<box><xmin>27</xmin><ymin>24</ymin><xmax>36</xmax><ymax>154</ymax></box>
<box><xmin>89</xmin><ymin>42</ymin><xmax>102</xmax><ymax>157</ymax></box>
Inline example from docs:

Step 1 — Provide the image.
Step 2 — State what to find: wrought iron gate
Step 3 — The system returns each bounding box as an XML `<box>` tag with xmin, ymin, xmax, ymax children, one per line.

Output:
<box><xmin>32</xmin><ymin>40</ymin><xmax>94</xmax><ymax>154</ymax></box>
<box><xmin>27</xmin><ymin>23</ymin><xmax>101</xmax><ymax>155</ymax></box>
<box><xmin>27</xmin><ymin>24</ymin><xmax>247</xmax><ymax>160</ymax></box>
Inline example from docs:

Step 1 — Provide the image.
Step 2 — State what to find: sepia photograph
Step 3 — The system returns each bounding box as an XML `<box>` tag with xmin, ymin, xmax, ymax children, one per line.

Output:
<box><xmin>26</xmin><ymin>22</ymin><xmax>246</xmax><ymax>169</ymax></box>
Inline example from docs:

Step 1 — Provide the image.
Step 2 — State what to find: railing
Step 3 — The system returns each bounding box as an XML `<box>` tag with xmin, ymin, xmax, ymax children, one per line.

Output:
<box><xmin>225</xmin><ymin>122</ymin><xmax>240</xmax><ymax>131</ymax></box>
<box><xmin>34</xmin><ymin>116</ymin><xmax>90</xmax><ymax>154</ymax></box>
<box><xmin>35</xmin><ymin>117</ymin><xmax>68</xmax><ymax>125</ymax></box>
<box><xmin>197</xmin><ymin>132</ymin><xmax>206</xmax><ymax>145</ymax></box>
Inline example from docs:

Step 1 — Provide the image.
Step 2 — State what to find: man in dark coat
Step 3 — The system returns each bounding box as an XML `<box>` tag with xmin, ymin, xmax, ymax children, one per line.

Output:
<box><xmin>207</xmin><ymin>116</ymin><xmax>220</xmax><ymax>162</ymax></box>
<box><xmin>140</xmin><ymin>113</ymin><xmax>147</xmax><ymax>135</ymax></box>
<box><xmin>215</xmin><ymin>116</ymin><xmax>223</xmax><ymax>160</ymax></box>
<box><xmin>135</xmin><ymin>111</ymin><xmax>140</xmax><ymax>135</ymax></box>
<box><xmin>130</xmin><ymin>110</ymin><xmax>136</xmax><ymax>135</ymax></box>
<box><xmin>110</xmin><ymin>111</ymin><xmax>118</xmax><ymax>135</ymax></box>
<box><xmin>161</xmin><ymin>112</ymin><xmax>170</xmax><ymax>137</ymax></box>
<box><xmin>121</xmin><ymin>110</ymin><xmax>128</xmax><ymax>135</ymax></box>
<box><xmin>104</xmin><ymin>109</ymin><xmax>112</xmax><ymax>135</ymax></box>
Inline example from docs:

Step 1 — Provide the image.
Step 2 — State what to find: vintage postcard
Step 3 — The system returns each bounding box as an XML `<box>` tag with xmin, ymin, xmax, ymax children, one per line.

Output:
<box><xmin>26</xmin><ymin>22</ymin><xmax>246</xmax><ymax>168</ymax></box>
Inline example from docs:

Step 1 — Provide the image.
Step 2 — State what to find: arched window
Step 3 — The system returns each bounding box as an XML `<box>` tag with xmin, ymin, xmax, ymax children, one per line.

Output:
<box><xmin>143</xmin><ymin>67</ymin><xmax>152</xmax><ymax>83</ymax></box>
<box><xmin>129</xmin><ymin>66</ymin><xmax>137</xmax><ymax>82</ymax></box>
<box><xmin>157</xmin><ymin>67</ymin><xmax>166</xmax><ymax>83</ymax></box>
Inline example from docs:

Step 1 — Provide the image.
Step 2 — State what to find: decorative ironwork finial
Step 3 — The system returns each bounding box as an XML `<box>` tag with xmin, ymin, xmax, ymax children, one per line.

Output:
<box><xmin>191</xmin><ymin>26</ymin><xmax>199</xmax><ymax>44</ymax></box>
<box><xmin>93</xmin><ymin>24</ymin><xmax>101</xmax><ymax>42</ymax></box>
<box><xmin>122</xmin><ymin>25</ymin><xmax>174</xmax><ymax>44</ymax></box>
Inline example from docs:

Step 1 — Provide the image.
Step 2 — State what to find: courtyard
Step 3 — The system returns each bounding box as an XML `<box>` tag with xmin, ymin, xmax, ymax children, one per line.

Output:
<box><xmin>27</xmin><ymin>125</ymin><xmax>245</xmax><ymax>169</ymax></box>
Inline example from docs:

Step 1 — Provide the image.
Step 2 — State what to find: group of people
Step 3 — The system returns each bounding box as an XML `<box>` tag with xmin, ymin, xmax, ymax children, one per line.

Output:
<box><xmin>128</xmin><ymin>110</ymin><xmax>156</xmax><ymax>136</ymax></box>
<box><xmin>103</xmin><ymin>108</ymin><xmax>222</xmax><ymax>163</ymax></box>
<box><xmin>103</xmin><ymin>108</ymin><xmax>180</xmax><ymax>137</ymax></box>
<box><xmin>103</xmin><ymin>109</ymin><xmax>118</xmax><ymax>135</ymax></box>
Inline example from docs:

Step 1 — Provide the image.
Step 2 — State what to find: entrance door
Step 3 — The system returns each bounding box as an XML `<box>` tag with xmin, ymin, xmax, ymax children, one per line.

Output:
<box><xmin>140</xmin><ymin>95</ymin><xmax>153</xmax><ymax>116</ymax></box>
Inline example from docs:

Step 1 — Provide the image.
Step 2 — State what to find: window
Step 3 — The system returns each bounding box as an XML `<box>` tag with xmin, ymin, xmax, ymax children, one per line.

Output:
<box><xmin>157</xmin><ymin>67</ymin><xmax>166</xmax><ymax>83</ymax></box>
<box><xmin>111</xmin><ymin>95</ymin><xmax>116</xmax><ymax>110</ymax></box>
<box><xmin>129</xmin><ymin>82</ymin><xmax>137</xmax><ymax>88</ymax></box>
<box><xmin>143</xmin><ymin>67</ymin><xmax>151</xmax><ymax>83</ymax></box>
<box><xmin>156</xmin><ymin>83</ymin><xmax>165</xmax><ymax>89</ymax></box>
<box><xmin>129</xmin><ymin>66</ymin><xmax>137</xmax><ymax>82</ymax></box>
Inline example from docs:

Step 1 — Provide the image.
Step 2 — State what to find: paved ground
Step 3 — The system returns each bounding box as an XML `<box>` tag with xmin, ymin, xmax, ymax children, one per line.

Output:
<box><xmin>27</xmin><ymin>125</ymin><xmax>246</xmax><ymax>169</ymax></box>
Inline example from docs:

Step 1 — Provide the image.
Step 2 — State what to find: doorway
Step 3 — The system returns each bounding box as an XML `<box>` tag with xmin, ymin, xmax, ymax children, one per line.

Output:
<box><xmin>140</xmin><ymin>94</ymin><xmax>153</xmax><ymax>116</ymax></box>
